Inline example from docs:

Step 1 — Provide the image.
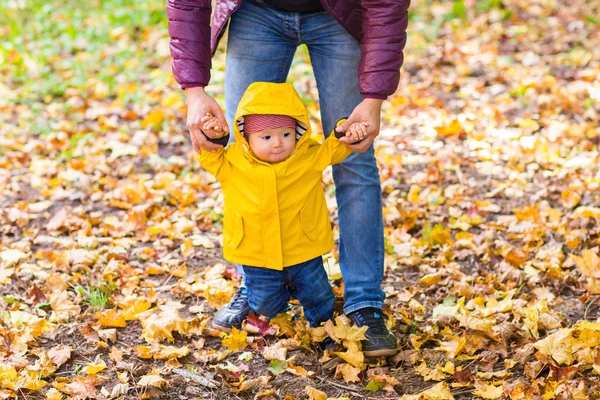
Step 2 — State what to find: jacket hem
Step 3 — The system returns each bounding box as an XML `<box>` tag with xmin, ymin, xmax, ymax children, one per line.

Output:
<box><xmin>224</xmin><ymin>241</ymin><xmax>334</xmax><ymax>271</ymax></box>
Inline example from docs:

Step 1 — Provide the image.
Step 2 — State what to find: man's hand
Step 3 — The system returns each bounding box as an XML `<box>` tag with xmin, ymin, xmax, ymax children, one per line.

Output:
<box><xmin>343</xmin><ymin>121</ymin><xmax>369</xmax><ymax>143</ymax></box>
<box><xmin>336</xmin><ymin>98</ymin><xmax>383</xmax><ymax>152</ymax></box>
<box><xmin>186</xmin><ymin>87</ymin><xmax>229</xmax><ymax>153</ymax></box>
<box><xmin>201</xmin><ymin>112</ymin><xmax>224</xmax><ymax>139</ymax></box>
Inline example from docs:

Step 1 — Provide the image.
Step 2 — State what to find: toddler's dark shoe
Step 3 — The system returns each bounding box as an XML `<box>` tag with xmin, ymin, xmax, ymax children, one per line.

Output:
<box><xmin>212</xmin><ymin>288</ymin><xmax>251</xmax><ymax>332</ymax></box>
<box><xmin>348</xmin><ymin>307</ymin><xmax>398</xmax><ymax>357</ymax></box>
<box><xmin>317</xmin><ymin>337</ymin><xmax>337</xmax><ymax>353</ymax></box>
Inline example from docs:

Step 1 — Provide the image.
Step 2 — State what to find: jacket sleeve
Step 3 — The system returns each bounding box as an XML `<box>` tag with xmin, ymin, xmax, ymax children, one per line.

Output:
<box><xmin>197</xmin><ymin>148</ymin><xmax>230</xmax><ymax>181</ymax></box>
<box><xmin>311</xmin><ymin>135</ymin><xmax>353</xmax><ymax>172</ymax></box>
<box><xmin>358</xmin><ymin>0</ymin><xmax>410</xmax><ymax>99</ymax></box>
<box><xmin>167</xmin><ymin>0</ymin><xmax>212</xmax><ymax>89</ymax></box>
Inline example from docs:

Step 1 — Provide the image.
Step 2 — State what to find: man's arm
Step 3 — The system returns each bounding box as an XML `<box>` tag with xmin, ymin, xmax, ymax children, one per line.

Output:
<box><xmin>336</xmin><ymin>0</ymin><xmax>409</xmax><ymax>152</ymax></box>
<box><xmin>167</xmin><ymin>0</ymin><xmax>212</xmax><ymax>89</ymax></box>
<box><xmin>168</xmin><ymin>1</ymin><xmax>229</xmax><ymax>152</ymax></box>
<box><xmin>358</xmin><ymin>0</ymin><xmax>410</xmax><ymax>99</ymax></box>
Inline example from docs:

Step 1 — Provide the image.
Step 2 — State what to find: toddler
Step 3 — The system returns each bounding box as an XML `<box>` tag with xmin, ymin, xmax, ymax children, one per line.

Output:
<box><xmin>198</xmin><ymin>82</ymin><xmax>368</xmax><ymax>329</ymax></box>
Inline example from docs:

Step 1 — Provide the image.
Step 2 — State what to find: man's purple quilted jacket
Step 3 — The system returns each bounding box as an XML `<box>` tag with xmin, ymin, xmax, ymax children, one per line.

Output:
<box><xmin>167</xmin><ymin>0</ymin><xmax>410</xmax><ymax>99</ymax></box>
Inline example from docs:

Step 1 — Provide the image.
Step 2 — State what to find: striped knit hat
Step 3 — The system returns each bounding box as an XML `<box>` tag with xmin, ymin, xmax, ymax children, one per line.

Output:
<box><xmin>237</xmin><ymin>115</ymin><xmax>307</xmax><ymax>142</ymax></box>
<box><xmin>244</xmin><ymin>114</ymin><xmax>296</xmax><ymax>134</ymax></box>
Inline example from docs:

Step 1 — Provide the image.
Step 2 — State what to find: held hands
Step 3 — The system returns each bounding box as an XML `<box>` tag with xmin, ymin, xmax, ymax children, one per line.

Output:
<box><xmin>342</xmin><ymin>121</ymin><xmax>369</xmax><ymax>144</ymax></box>
<box><xmin>186</xmin><ymin>87</ymin><xmax>229</xmax><ymax>153</ymax></box>
<box><xmin>336</xmin><ymin>98</ymin><xmax>383</xmax><ymax>152</ymax></box>
<box><xmin>201</xmin><ymin>113</ymin><xmax>223</xmax><ymax>138</ymax></box>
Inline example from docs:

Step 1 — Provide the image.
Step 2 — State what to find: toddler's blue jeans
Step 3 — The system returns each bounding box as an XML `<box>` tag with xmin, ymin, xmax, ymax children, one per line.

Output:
<box><xmin>242</xmin><ymin>256</ymin><xmax>334</xmax><ymax>327</ymax></box>
<box><xmin>225</xmin><ymin>0</ymin><xmax>386</xmax><ymax>315</ymax></box>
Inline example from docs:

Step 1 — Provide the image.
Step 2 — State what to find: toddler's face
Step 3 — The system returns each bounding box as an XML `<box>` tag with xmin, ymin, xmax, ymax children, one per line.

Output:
<box><xmin>247</xmin><ymin>126</ymin><xmax>296</xmax><ymax>163</ymax></box>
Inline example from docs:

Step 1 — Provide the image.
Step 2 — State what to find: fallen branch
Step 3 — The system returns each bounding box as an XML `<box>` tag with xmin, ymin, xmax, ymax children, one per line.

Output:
<box><xmin>172</xmin><ymin>368</ymin><xmax>221</xmax><ymax>388</ymax></box>
<box><xmin>316</xmin><ymin>377</ymin><xmax>364</xmax><ymax>398</ymax></box>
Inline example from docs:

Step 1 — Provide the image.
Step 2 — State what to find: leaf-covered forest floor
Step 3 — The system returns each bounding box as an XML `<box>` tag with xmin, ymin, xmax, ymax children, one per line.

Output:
<box><xmin>1</xmin><ymin>0</ymin><xmax>600</xmax><ymax>399</ymax></box>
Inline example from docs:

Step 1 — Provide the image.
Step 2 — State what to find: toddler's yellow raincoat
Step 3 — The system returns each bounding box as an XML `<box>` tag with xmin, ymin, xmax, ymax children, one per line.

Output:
<box><xmin>198</xmin><ymin>82</ymin><xmax>352</xmax><ymax>270</ymax></box>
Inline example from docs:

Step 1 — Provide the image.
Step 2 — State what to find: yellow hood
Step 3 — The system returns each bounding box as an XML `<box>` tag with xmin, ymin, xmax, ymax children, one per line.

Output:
<box><xmin>233</xmin><ymin>82</ymin><xmax>311</xmax><ymax>150</ymax></box>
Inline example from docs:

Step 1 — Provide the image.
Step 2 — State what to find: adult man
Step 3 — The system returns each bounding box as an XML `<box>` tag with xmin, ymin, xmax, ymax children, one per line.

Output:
<box><xmin>167</xmin><ymin>0</ymin><xmax>409</xmax><ymax>356</ymax></box>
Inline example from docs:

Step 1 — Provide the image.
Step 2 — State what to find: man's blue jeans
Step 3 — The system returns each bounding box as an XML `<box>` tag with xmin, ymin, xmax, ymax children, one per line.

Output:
<box><xmin>242</xmin><ymin>256</ymin><xmax>334</xmax><ymax>327</ymax></box>
<box><xmin>224</xmin><ymin>0</ymin><xmax>386</xmax><ymax>314</ymax></box>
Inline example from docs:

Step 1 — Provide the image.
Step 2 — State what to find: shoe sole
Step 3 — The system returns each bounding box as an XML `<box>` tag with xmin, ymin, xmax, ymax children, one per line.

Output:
<box><xmin>363</xmin><ymin>347</ymin><xmax>399</xmax><ymax>357</ymax></box>
<box><xmin>211</xmin><ymin>321</ymin><xmax>238</xmax><ymax>333</ymax></box>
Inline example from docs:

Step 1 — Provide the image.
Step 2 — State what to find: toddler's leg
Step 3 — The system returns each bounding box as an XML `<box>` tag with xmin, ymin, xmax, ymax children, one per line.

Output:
<box><xmin>242</xmin><ymin>265</ymin><xmax>289</xmax><ymax>319</ymax></box>
<box><xmin>287</xmin><ymin>256</ymin><xmax>334</xmax><ymax>327</ymax></box>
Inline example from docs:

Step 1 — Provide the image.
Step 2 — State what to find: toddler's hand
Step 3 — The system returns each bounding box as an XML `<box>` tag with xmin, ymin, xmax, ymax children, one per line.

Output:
<box><xmin>344</xmin><ymin>121</ymin><xmax>369</xmax><ymax>143</ymax></box>
<box><xmin>200</xmin><ymin>112</ymin><xmax>224</xmax><ymax>139</ymax></box>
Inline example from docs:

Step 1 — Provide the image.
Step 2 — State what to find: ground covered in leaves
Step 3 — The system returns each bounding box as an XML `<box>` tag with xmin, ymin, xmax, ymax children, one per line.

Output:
<box><xmin>1</xmin><ymin>0</ymin><xmax>600</xmax><ymax>399</ymax></box>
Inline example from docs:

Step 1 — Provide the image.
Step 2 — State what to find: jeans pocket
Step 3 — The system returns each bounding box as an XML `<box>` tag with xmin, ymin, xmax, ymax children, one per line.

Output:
<box><xmin>299</xmin><ymin>206</ymin><xmax>318</xmax><ymax>241</ymax></box>
<box><xmin>230</xmin><ymin>212</ymin><xmax>244</xmax><ymax>248</ymax></box>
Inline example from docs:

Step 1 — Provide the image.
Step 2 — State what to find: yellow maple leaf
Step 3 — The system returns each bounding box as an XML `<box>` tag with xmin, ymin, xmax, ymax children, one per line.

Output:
<box><xmin>140</xmin><ymin>308</ymin><xmax>187</xmax><ymax>342</ymax></box>
<box><xmin>521</xmin><ymin>305</ymin><xmax>540</xmax><ymax>339</ymax></box>
<box><xmin>420</xmin><ymin>273</ymin><xmax>442</xmax><ymax>287</ymax></box>
<box><xmin>574</xmin><ymin>249</ymin><xmax>600</xmax><ymax>279</ymax></box>
<box><xmin>305</xmin><ymin>386</ymin><xmax>327</xmax><ymax>400</ymax></box>
<box><xmin>533</xmin><ymin>328</ymin><xmax>574</xmax><ymax>365</ymax></box>
<box><xmin>573</xmin><ymin>206</ymin><xmax>600</xmax><ymax>219</ymax></box>
<box><xmin>119</xmin><ymin>297</ymin><xmax>151</xmax><ymax>321</ymax></box>
<box><xmin>271</xmin><ymin>313</ymin><xmax>296</xmax><ymax>337</ymax></box>
<box><xmin>309</xmin><ymin>326</ymin><xmax>328</xmax><ymax>343</ymax></box>
<box><xmin>437</xmin><ymin>361</ymin><xmax>455</xmax><ymax>375</ymax></box>
<box><xmin>133</xmin><ymin>346</ymin><xmax>153</xmax><ymax>359</ymax></box>
<box><xmin>334</xmin><ymin>363</ymin><xmax>361</xmax><ymax>383</ymax></box>
<box><xmin>204</xmin><ymin>278</ymin><xmax>236</xmax><ymax>309</ymax></box>
<box><xmin>435</xmin><ymin>119</ymin><xmax>462</xmax><ymax>137</ymax></box>
<box><xmin>45</xmin><ymin>388</ymin><xmax>64</xmax><ymax>400</ymax></box>
<box><xmin>0</xmin><ymin>365</ymin><xmax>18</xmax><ymax>390</ymax></box>
<box><xmin>16</xmin><ymin>369</ymin><xmax>48</xmax><ymax>391</ymax></box>
<box><xmin>222</xmin><ymin>327</ymin><xmax>248</xmax><ymax>353</ymax></box>
<box><xmin>142</xmin><ymin>109</ymin><xmax>165</xmax><ymax>128</ymax></box>
<box><xmin>154</xmin><ymin>345</ymin><xmax>190</xmax><ymax>360</ymax></box>
<box><xmin>137</xmin><ymin>372</ymin><xmax>168</xmax><ymax>389</ymax></box>
<box><xmin>49</xmin><ymin>291</ymin><xmax>81</xmax><ymax>323</ymax></box>
<box><xmin>473</xmin><ymin>381</ymin><xmax>504</xmax><ymax>399</ymax></box>
<box><xmin>285</xmin><ymin>365</ymin><xmax>311</xmax><ymax>376</ymax></box>
<box><xmin>334</xmin><ymin>347</ymin><xmax>365</xmax><ymax>369</ymax></box>
<box><xmin>331</xmin><ymin>316</ymin><xmax>367</xmax><ymax>342</ymax></box>
<box><xmin>400</xmin><ymin>381</ymin><xmax>455</xmax><ymax>400</ymax></box>
<box><xmin>180</xmin><ymin>240</ymin><xmax>195</xmax><ymax>257</ymax></box>
<box><xmin>414</xmin><ymin>362</ymin><xmax>447</xmax><ymax>381</ymax></box>
<box><xmin>560</xmin><ymin>188</ymin><xmax>581</xmax><ymax>209</ymax></box>
<box><xmin>408</xmin><ymin>185</ymin><xmax>422</xmax><ymax>205</ymax></box>
<box><xmin>438</xmin><ymin>334</ymin><xmax>466</xmax><ymax>358</ymax></box>
<box><xmin>82</xmin><ymin>357</ymin><xmax>107</xmax><ymax>375</ymax></box>
<box><xmin>95</xmin><ymin>308</ymin><xmax>127</xmax><ymax>328</ymax></box>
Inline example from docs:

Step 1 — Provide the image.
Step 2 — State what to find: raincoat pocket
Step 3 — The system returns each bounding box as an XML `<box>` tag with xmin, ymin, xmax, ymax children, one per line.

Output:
<box><xmin>230</xmin><ymin>212</ymin><xmax>244</xmax><ymax>248</ymax></box>
<box><xmin>300</xmin><ymin>206</ymin><xmax>318</xmax><ymax>241</ymax></box>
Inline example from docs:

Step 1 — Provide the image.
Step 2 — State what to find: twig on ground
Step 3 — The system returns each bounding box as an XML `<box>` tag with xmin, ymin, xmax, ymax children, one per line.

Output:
<box><xmin>584</xmin><ymin>294</ymin><xmax>600</xmax><ymax>320</ymax></box>
<box><xmin>173</xmin><ymin>367</ymin><xmax>221</xmax><ymax>388</ymax></box>
<box><xmin>19</xmin><ymin>388</ymin><xmax>28</xmax><ymax>400</ymax></box>
<box><xmin>316</xmin><ymin>376</ymin><xmax>365</xmax><ymax>398</ymax></box>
